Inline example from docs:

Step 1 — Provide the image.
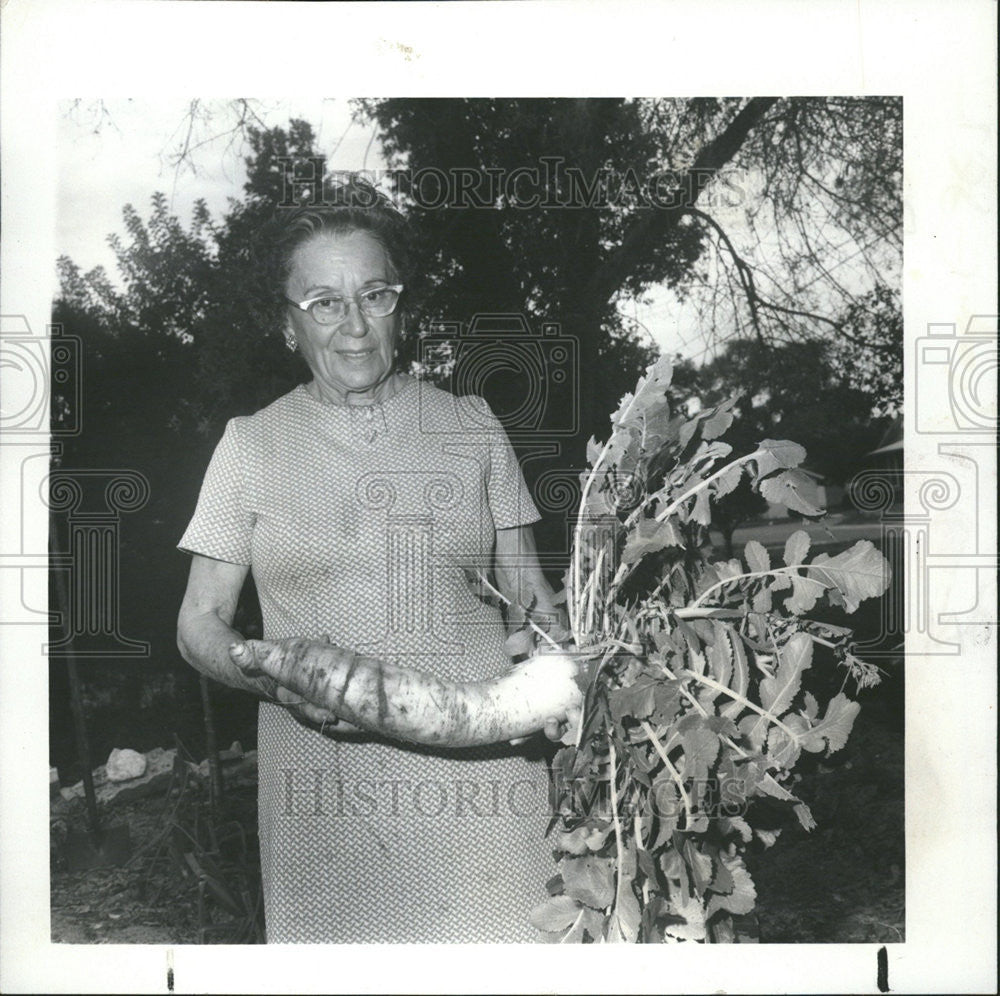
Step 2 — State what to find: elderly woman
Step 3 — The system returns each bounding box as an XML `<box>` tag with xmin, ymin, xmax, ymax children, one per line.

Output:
<box><xmin>176</xmin><ymin>177</ymin><xmax>569</xmax><ymax>943</ymax></box>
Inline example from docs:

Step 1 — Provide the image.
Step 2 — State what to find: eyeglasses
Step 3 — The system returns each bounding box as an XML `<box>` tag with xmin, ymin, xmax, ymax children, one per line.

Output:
<box><xmin>285</xmin><ymin>284</ymin><xmax>404</xmax><ymax>325</ymax></box>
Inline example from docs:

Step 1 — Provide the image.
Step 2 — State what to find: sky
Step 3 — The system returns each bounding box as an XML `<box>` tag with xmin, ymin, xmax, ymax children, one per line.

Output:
<box><xmin>57</xmin><ymin>98</ymin><xmax>378</xmax><ymax>275</ymax></box>
<box><xmin>54</xmin><ymin>96</ymin><xmax>707</xmax><ymax>360</ymax></box>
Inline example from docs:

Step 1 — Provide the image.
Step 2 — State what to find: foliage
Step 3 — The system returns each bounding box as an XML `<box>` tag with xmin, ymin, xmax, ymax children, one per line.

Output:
<box><xmin>694</xmin><ymin>338</ymin><xmax>889</xmax><ymax>486</ymax></box>
<box><xmin>520</xmin><ymin>355</ymin><xmax>890</xmax><ymax>942</ymax></box>
<box><xmin>353</xmin><ymin>97</ymin><xmax>901</xmax><ymax>440</ymax></box>
<box><xmin>51</xmin><ymin>101</ymin><xmax>899</xmax><ymax>944</ymax></box>
<box><xmin>53</xmin><ymin>100</ymin><xmax>901</xmax><ymax>511</ymax></box>
<box><xmin>54</xmin><ymin>120</ymin><xmax>326</xmax><ymax>448</ymax></box>
<box><xmin>58</xmin><ymin>97</ymin><xmax>902</xmax><ymax>450</ymax></box>
<box><xmin>50</xmin><ymin>126</ymin><xmax>324</xmax><ymax>664</ymax></box>
<box><xmin>657</xmin><ymin>336</ymin><xmax>893</xmax><ymax>555</ymax></box>
<box><xmin>715</xmin><ymin>98</ymin><xmax>902</xmax><ymax>344</ymax></box>
<box><xmin>827</xmin><ymin>284</ymin><xmax>903</xmax><ymax>416</ymax></box>
<box><xmin>139</xmin><ymin>745</ymin><xmax>263</xmax><ymax>943</ymax></box>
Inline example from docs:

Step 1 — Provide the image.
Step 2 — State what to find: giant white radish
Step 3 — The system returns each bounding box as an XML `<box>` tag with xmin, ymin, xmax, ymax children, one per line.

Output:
<box><xmin>230</xmin><ymin>638</ymin><xmax>585</xmax><ymax>748</ymax></box>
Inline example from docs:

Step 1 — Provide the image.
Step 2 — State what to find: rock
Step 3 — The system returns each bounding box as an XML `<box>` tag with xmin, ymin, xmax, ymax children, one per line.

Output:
<box><xmin>219</xmin><ymin>741</ymin><xmax>244</xmax><ymax>764</ymax></box>
<box><xmin>106</xmin><ymin>748</ymin><xmax>148</xmax><ymax>782</ymax></box>
<box><xmin>60</xmin><ymin>747</ymin><xmax>177</xmax><ymax>806</ymax></box>
<box><xmin>54</xmin><ymin>745</ymin><xmax>260</xmax><ymax>808</ymax></box>
<box><xmin>102</xmin><ymin>748</ymin><xmax>175</xmax><ymax>804</ymax></box>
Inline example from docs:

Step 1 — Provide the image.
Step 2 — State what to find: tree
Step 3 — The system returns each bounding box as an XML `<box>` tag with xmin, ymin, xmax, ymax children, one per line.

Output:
<box><xmin>827</xmin><ymin>283</ymin><xmax>903</xmax><ymax>415</ymax></box>
<box><xmin>49</xmin><ymin>125</ymin><xmax>333</xmax><ymax>738</ymax></box>
<box><xmin>61</xmin><ymin>97</ymin><xmax>903</xmax><ymax>438</ymax></box>
<box><xmin>351</xmin><ymin>97</ymin><xmax>902</xmax><ymax>439</ymax></box>
<box><xmin>54</xmin><ymin>100</ymin><xmax>902</xmax><ymax>591</ymax></box>
<box><xmin>49</xmin><ymin>102</ymin><xmax>901</xmax><ymax>767</ymax></box>
<box><xmin>54</xmin><ymin>120</ymin><xmax>330</xmax><ymax>448</ymax></box>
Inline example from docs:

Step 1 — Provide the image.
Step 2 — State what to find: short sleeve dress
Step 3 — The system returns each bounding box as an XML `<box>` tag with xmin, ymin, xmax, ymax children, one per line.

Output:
<box><xmin>178</xmin><ymin>376</ymin><xmax>555</xmax><ymax>942</ymax></box>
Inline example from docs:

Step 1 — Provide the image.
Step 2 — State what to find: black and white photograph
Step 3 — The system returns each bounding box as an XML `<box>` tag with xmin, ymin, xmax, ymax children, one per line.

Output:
<box><xmin>1</xmin><ymin>2</ymin><xmax>995</xmax><ymax>993</ymax></box>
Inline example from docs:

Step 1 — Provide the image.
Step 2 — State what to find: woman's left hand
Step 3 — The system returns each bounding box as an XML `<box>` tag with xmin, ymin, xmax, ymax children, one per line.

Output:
<box><xmin>274</xmin><ymin>685</ymin><xmax>364</xmax><ymax>735</ymax></box>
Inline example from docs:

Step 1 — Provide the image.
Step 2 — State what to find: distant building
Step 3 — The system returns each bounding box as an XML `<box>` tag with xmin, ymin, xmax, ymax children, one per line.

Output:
<box><xmin>865</xmin><ymin>414</ymin><xmax>904</xmax><ymax>471</ymax></box>
<box><xmin>853</xmin><ymin>414</ymin><xmax>904</xmax><ymax>509</ymax></box>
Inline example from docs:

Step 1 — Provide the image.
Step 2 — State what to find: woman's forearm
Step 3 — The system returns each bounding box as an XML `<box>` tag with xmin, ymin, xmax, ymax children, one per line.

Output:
<box><xmin>494</xmin><ymin>524</ymin><xmax>564</xmax><ymax>629</ymax></box>
<box><xmin>177</xmin><ymin>610</ymin><xmax>277</xmax><ymax>698</ymax></box>
<box><xmin>177</xmin><ymin>555</ymin><xmax>277</xmax><ymax>697</ymax></box>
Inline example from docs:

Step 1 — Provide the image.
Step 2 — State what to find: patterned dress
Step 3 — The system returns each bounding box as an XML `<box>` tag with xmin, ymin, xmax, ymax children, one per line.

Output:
<box><xmin>179</xmin><ymin>377</ymin><xmax>554</xmax><ymax>942</ymax></box>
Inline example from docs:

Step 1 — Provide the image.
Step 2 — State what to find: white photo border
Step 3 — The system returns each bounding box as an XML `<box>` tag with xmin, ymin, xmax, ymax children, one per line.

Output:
<box><xmin>1</xmin><ymin>1</ymin><xmax>996</xmax><ymax>993</ymax></box>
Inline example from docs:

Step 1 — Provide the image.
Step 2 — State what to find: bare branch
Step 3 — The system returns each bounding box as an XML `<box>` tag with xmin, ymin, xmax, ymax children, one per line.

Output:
<box><xmin>683</xmin><ymin>207</ymin><xmax>764</xmax><ymax>343</ymax></box>
<box><xmin>590</xmin><ymin>97</ymin><xmax>779</xmax><ymax>306</ymax></box>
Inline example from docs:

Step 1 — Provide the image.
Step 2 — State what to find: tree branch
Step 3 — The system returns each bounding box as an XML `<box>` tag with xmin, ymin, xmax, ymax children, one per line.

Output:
<box><xmin>682</xmin><ymin>206</ymin><xmax>900</xmax><ymax>355</ymax></box>
<box><xmin>589</xmin><ymin>97</ymin><xmax>779</xmax><ymax>306</ymax></box>
<box><xmin>683</xmin><ymin>207</ymin><xmax>764</xmax><ymax>343</ymax></box>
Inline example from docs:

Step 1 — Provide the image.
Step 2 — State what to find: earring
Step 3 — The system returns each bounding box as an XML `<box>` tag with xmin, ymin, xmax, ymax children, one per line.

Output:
<box><xmin>284</xmin><ymin>334</ymin><xmax>297</xmax><ymax>352</ymax></box>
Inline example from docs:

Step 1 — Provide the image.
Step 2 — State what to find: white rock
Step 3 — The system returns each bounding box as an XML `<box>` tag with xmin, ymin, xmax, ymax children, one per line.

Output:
<box><xmin>105</xmin><ymin>748</ymin><xmax>147</xmax><ymax>782</ymax></box>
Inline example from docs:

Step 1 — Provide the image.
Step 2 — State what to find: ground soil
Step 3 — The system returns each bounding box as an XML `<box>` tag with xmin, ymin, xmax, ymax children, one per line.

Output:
<box><xmin>50</xmin><ymin>697</ymin><xmax>903</xmax><ymax>945</ymax></box>
<box><xmin>51</xmin><ymin>764</ymin><xmax>263</xmax><ymax>945</ymax></box>
<box><xmin>746</xmin><ymin>703</ymin><xmax>904</xmax><ymax>943</ymax></box>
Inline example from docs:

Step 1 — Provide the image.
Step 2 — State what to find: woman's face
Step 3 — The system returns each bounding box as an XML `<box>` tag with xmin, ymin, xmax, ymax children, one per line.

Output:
<box><xmin>285</xmin><ymin>228</ymin><xmax>402</xmax><ymax>403</ymax></box>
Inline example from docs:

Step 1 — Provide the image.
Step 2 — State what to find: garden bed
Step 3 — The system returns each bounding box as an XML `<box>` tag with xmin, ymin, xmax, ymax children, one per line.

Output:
<box><xmin>50</xmin><ymin>696</ymin><xmax>902</xmax><ymax>944</ymax></box>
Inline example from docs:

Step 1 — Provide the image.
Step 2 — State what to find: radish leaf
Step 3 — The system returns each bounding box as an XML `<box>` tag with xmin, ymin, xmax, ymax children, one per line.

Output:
<box><xmin>759</xmin><ymin>469</ymin><xmax>824</xmax><ymax>516</ymax></box>
<box><xmin>759</xmin><ymin>632</ymin><xmax>812</xmax><ymax>716</ymax></box>
<box><xmin>621</xmin><ymin>518</ymin><xmax>683</xmax><ymax>565</ymax></box>
<box><xmin>783</xmin><ymin>529</ymin><xmax>811</xmax><ymax>566</ymax></box>
<box><xmin>540</xmin><ymin>357</ymin><xmax>891</xmax><ymax>943</ymax></box>
<box><xmin>562</xmin><ymin>854</ymin><xmax>616</xmax><ymax>909</ymax></box>
<box><xmin>806</xmin><ymin>540</ymin><xmax>892</xmax><ymax>613</ymax></box>
<box><xmin>530</xmin><ymin>894</ymin><xmax>583</xmax><ymax>932</ymax></box>
<box><xmin>753</xmin><ymin>438</ymin><xmax>807</xmax><ymax>477</ymax></box>
<box><xmin>799</xmin><ymin>693</ymin><xmax>861</xmax><ymax>754</ymax></box>
<box><xmin>705</xmin><ymin>856</ymin><xmax>757</xmax><ymax>918</ymax></box>
<box><xmin>744</xmin><ymin>539</ymin><xmax>770</xmax><ymax>573</ymax></box>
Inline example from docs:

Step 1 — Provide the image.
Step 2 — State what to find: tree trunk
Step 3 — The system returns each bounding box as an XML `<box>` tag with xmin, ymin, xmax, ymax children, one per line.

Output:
<box><xmin>722</xmin><ymin>524</ymin><xmax>736</xmax><ymax>559</ymax></box>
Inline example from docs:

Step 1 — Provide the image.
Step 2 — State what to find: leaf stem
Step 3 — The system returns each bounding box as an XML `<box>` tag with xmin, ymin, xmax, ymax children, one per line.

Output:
<box><xmin>692</xmin><ymin>558</ymin><xmax>877</xmax><ymax>610</ymax></box>
<box><xmin>619</xmin><ymin>447</ymin><xmax>731</xmax><ymax>536</ymax></box>
<box><xmin>681</xmin><ymin>669</ymin><xmax>802</xmax><ymax>743</ymax></box>
<box><xmin>473</xmin><ymin>570</ymin><xmax>562</xmax><ymax>651</ymax></box>
<box><xmin>689</xmin><ymin>566</ymin><xmax>799</xmax><ymax>608</ymax></box>
<box><xmin>653</xmin><ymin>655</ymin><xmax>753</xmax><ymax>762</ymax></box>
<box><xmin>674</xmin><ymin>606</ymin><xmax>744</xmax><ymax>620</ymax></box>
<box><xmin>654</xmin><ymin>449</ymin><xmax>761</xmax><ymax>523</ymax></box>
<box><xmin>607</xmin><ymin>736</ymin><xmax>626</xmax><ymax>929</ymax></box>
<box><xmin>602</xmin><ymin>450</ymin><xmax>763</xmax><ymax>612</ymax></box>
<box><xmin>559</xmin><ymin>907</ymin><xmax>586</xmax><ymax>944</ymax></box>
<box><xmin>572</xmin><ymin>387</ymin><xmax>646</xmax><ymax>641</ymax></box>
<box><xmin>640</xmin><ymin>719</ymin><xmax>693</xmax><ymax>826</ymax></box>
